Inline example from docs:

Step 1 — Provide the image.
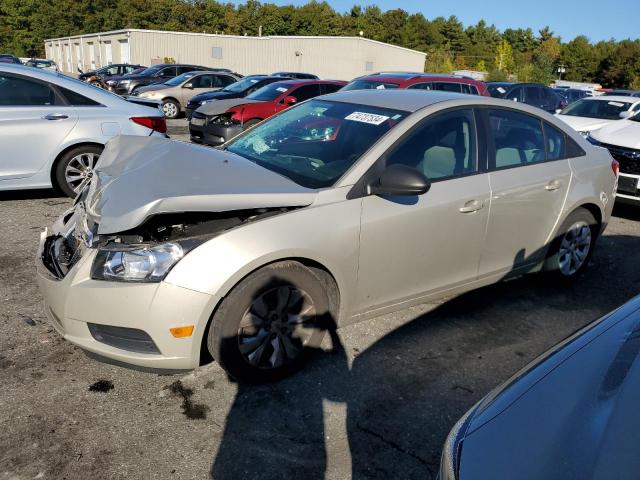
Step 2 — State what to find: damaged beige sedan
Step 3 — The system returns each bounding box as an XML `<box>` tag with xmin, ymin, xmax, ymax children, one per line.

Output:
<box><xmin>36</xmin><ymin>90</ymin><xmax>617</xmax><ymax>382</ymax></box>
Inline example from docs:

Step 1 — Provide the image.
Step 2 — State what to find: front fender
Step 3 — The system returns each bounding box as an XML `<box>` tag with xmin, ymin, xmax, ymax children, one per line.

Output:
<box><xmin>164</xmin><ymin>197</ymin><xmax>362</xmax><ymax>323</ymax></box>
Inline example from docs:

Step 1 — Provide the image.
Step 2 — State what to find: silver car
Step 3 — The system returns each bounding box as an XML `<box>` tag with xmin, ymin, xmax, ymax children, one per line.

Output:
<box><xmin>134</xmin><ymin>71</ymin><xmax>240</xmax><ymax>119</ymax></box>
<box><xmin>36</xmin><ymin>90</ymin><xmax>617</xmax><ymax>382</ymax></box>
<box><xmin>0</xmin><ymin>64</ymin><xmax>167</xmax><ymax>197</ymax></box>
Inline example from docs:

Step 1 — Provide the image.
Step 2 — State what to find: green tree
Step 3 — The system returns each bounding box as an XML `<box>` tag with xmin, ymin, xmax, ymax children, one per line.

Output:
<box><xmin>494</xmin><ymin>39</ymin><xmax>515</xmax><ymax>73</ymax></box>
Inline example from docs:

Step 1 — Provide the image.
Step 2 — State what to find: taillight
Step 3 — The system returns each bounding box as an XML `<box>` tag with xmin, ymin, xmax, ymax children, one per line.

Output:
<box><xmin>612</xmin><ymin>159</ymin><xmax>620</xmax><ymax>177</ymax></box>
<box><xmin>130</xmin><ymin>116</ymin><xmax>167</xmax><ymax>134</ymax></box>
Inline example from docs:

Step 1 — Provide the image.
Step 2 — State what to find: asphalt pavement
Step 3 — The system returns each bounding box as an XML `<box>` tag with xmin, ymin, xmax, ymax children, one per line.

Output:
<box><xmin>2</xmin><ymin>122</ymin><xmax>640</xmax><ymax>479</ymax></box>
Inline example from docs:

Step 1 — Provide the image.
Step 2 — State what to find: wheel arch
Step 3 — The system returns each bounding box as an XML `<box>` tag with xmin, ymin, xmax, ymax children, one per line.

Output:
<box><xmin>50</xmin><ymin>142</ymin><xmax>104</xmax><ymax>190</ymax></box>
<box><xmin>198</xmin><ymin>256</ymin><xmax>341</xmax><ymax>366</ymax></box>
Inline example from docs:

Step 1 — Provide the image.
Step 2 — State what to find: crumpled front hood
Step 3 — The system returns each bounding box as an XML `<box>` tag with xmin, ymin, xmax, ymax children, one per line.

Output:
<box><xmin>86</xmin><ymin>135</ymin><xmax>317</xmax><ymax>234</ymax></box>
<box><xmin>195</xmin><ymin>98</ymin><xmax>262</xmax><ymax>117</ymax></box>
<box><xmin>191</xmin><ymin>91</ymin><xmax>239</xmax><ymax>104</ymax></box>
<box><xmin>590</xmin><ymin>120</ymin><xmax>640</xmax><ymax>149</ymax></box>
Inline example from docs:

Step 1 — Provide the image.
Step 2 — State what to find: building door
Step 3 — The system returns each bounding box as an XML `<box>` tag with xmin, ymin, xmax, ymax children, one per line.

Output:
<box><xmin>88</xmin><ymin>43</ymin><xmax>96</xmax><ymax>70</ymax></box>
<box><xmin>104</xmin><ymin>42</ymin><xmax>112</xmax><ymax>65</ymax></box>
<box><xmin>74</xmin><ymin>43</ymin><xmax>81</xmax><ymax>70</ymax></box>
<box><xmin>119</xmin><ymin>40</ymin><xmax>129</xmax><ymax>64</ymax></box>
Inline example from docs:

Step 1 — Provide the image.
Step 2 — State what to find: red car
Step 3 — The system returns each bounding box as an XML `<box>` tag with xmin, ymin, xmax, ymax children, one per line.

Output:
<box><xmin>341</xmin><ymin>72</ymin><xmax>490</xmax><ymax>96</ymax></box>
<box><xmin>191</xmin><ymin>79</ymin><xmax>346</xmax><ymax>146</ymax></box>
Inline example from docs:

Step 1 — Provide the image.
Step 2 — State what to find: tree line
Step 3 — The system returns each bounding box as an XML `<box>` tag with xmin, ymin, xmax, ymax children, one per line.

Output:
<box><xmin>1</xmin><ymin>0</ymin><xmax>639</xmax><ymax>88</ymax></box>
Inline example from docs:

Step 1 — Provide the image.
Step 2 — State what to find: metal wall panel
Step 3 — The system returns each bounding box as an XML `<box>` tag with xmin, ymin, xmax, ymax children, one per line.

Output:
<box><xmin>48</xmin><ymin>30</ymin><xmax>426</xmax><ymax>78</ymax></box>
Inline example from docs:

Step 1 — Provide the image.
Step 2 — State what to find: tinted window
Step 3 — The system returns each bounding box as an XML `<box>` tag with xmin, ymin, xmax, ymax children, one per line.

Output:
<box><xmin>434</xmin><ymin>82</ymin><xmax>463</xmax><ymax>93</ymax></box>
<box><xmin>386</xmin><ymin>109</ymin><xmax>477</xmax><ymax>180</ymax></box>
<box><xmin>488</xmin><ymin>109</ymin><xmax>545</xmax><ymax>168</ymax></box>
<box><xmin>289</xmin><ymin>84</ymin><xmax>321</xmax><ymax>102</ymax></box>
<box><xmin>125</xmin><ymin>66</ymin><xmax>138</xmax><ymax>73</ymax></box>
<box><xmin>544</xmin><ymin>123</ymin><xmax>565</xmax><ymax>160</ymax></box>
<box><xmin>58</xmin><ymin>87</ymin><xmax>101</xmax><ymax>106</ymax></box>
<box><xmin>158</xmin><ymin>67</ymin><xmax>177</xmax><ymax>77</ymax></box>
<box><xmin>341</xmin><ymin>80</ymin><xmax>400</xmax><ymax>91</ymax></box>
<box><xmin>525</xmin><ymin>86</ymin><xmax>541</xmax><ymax>104</ymax></box>
<box><xmin>218</xmin><ymin>75</ymin><xmax>236</xmax><ymax>87</ymax></box>
<box><xmin>407</xmin><ymin>82</ymin><xmax>433</xmax><ymax>90</ymax></box>
<box><xmin>177</xmin><ymin>66</ymin><xmax>199</xmax><ymax>75</ymax></box>
<box><xmin>321</xmin><ymin>83</ymin><xmax>343</xmax><ymax>94</ymax></box>
<box><xmin>466</xmin><ymin>85</ymin><xmax>479</xmax><ymax>95</ymax></box>
<box><xmin>0</xmin><ymin>74</ymin><xmax>57</xmax><ymax>106</ymax></box>
<box><xmin>504</xmin><ymin>86</ymin><xmax>523</xmax><ymax>102</ymax></box>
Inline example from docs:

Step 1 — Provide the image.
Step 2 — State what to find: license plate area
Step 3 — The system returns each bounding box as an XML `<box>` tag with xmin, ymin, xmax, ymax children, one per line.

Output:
<box><xmin>617</xmin><ymin>176</ymin><xmax>639</xmax><ymax>195</ymax></box>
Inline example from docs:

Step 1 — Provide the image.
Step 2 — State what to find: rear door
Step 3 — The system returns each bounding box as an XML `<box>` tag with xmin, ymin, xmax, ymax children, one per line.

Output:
<box><xmin>0</xmin><ymin>72</ymin><xmax>78</xmax><ymax>181</ymax></box>
<box><xmin>355</xmin><ymin>108</ymin><xmax>491</xmax><ymax>314</ymax></box>
<box><xmin>477</xmin><ymin>107</ymin><xmax>572</xmax><ymax>278</ymax></box>
<box><xmin>524</xmin><ymin>86</ymin><xmax>543</xmax><ymax>110</ymax></box>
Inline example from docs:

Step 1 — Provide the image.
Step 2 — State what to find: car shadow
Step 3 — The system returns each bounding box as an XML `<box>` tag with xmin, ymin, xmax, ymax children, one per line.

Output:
<box><xmin>210</xmin><ymin>233</ymin><xmax>640</xmax><ymax>480</ymax></box>
<box><xmin>0</xmin><ymin>189</ymin><xmax>64</xmax><ymax>201</ymax></box>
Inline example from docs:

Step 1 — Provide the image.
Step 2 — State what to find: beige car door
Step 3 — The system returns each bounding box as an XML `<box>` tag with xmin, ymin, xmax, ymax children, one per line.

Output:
<box><xmin>354</xmin><ymin>108</ymin><xmax>491</xmax><ymax>315</ymax></box>
<box><xmin>478</xmin><ymin>108</ymin><xmax>572</xmax><ymax>279</ymax></box>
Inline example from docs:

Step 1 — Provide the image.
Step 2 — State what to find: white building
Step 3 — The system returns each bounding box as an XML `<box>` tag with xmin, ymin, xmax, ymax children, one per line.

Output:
<box><xmin>44</xmin><ymin>29</ymin><xmax>426</xmax><ymax>80</ymax></box>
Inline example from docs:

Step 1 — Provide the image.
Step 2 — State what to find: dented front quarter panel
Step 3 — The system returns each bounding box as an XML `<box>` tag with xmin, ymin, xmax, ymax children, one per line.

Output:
<box><xmin>164</xmin><ymin>187</ymin><xmax>362</xmax><ymax>324</ymax></box>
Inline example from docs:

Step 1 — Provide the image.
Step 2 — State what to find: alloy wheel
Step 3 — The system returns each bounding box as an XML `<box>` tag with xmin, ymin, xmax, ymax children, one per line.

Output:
<box><xmin>162</xmin><ymin>102</ymin><xmax>179</xmax><ymax>118</ymax></box>
<box><xmin>65</xmin><ymin>152</ymin><xmax>99</xmax><ymax>194</ymax></box>
<box><xmin>237</xmin><ymin>286</ymin><xmax>316</xmax><ymax>369</ymax></box>
<box><xmin>558</xmin><ymin>221</ymin><xmax>592</xmax><ymax>276</ymax></box>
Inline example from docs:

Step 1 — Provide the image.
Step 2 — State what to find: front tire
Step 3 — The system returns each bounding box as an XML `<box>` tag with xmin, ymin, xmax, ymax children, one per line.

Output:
<box><xmin>54</xmin><ymin>145</ymin><xmax>103</xmax><ymax>197</ymax></box>
<box><xmin>544</xmin><ymin>207</ymin><xmax>598</xmax><ymax>281</ymax></box>
<box><xmin>207</xmin><ymin>261</ymin><xmax>330</xmax><ymax>383</ymax></box>
<box><xmin>161</xmin><ymin>99</ymin><xmax>180</xmax><ymax>119</ymax></box>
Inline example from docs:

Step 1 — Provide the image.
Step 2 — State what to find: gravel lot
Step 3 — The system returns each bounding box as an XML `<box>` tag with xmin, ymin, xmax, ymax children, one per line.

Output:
<box><xmin>2</xmin><ymin>124</ymin><xmax>640</xmax><ymax>479</ymax></box>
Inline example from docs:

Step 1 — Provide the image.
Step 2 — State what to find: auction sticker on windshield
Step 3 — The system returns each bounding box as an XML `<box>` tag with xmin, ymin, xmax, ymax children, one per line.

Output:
<box><xmin>345</xmin><ymin>112</ymin><xmax>389</xmax><ymax>125</ymax></box>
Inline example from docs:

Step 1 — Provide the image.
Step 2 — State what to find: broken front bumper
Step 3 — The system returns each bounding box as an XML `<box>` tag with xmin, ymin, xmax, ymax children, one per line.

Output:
<box><xmin>35</xmin><ymin>210</ymin><xmax>219</xmax><ymax>370</ymax></box>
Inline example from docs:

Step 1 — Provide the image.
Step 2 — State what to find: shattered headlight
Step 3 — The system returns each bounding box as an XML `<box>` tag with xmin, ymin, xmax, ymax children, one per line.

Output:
<box><xmin>91</xmin><ymin>242</ymin><xmax>187</xmax><ymax>282</ymax></box>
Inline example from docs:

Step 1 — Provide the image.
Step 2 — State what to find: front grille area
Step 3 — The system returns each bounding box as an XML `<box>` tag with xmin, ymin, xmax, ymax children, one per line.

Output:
<box><xmin>602</xmin><ymin>144</ymin><xmax>640</xmax><ymax>175</ymax></box>
<box><xmin>42</xmin><ymin>234</ymin><xmax>82</xmax><ymax>279</ymax></box>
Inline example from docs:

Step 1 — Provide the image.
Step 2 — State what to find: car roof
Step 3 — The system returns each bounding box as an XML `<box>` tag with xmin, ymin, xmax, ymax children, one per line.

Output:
<box><xmin>321</xmin><ymin>89</ymin><xmax>478</xmax><ymax>112</ymax></box>
<box><xmin>354</xmin><ymin>72</ymin><xmax>476</xmax><ymax>84</ymax></box>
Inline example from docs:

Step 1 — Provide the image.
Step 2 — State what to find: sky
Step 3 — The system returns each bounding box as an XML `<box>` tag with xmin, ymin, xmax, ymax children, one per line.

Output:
<box><xmin>229</xmin><ymin>0</ymin><xmax>639</xmax><ymax>42</ymax></box>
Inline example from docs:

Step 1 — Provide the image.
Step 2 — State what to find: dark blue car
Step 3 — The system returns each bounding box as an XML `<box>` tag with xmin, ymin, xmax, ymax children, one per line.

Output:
<box><xmin>440</xmin><ymin>295</ymin><xmax>640</xmax><ymax>479</ymax></box>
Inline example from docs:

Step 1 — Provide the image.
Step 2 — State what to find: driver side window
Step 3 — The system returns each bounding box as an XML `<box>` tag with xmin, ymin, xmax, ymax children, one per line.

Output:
<box><xmin>386</xmin><ymin>109</ymin><xmax>477</xmax><ymax>180</ymax></box>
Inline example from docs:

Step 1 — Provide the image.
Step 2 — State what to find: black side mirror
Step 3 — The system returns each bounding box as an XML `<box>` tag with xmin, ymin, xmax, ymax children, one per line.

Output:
<box><xmin>369</xmin><ymin>164</ymin><xmax>431</xmax><ymax>196</ymax></box>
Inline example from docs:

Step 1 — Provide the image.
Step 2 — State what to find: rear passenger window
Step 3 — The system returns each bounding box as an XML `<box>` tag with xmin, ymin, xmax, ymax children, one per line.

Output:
<box><xmin>488</xmin><ymin>109</ymin><xmax>545</xmax><ymax>168</ymax></box>
<box><xmin>289</xmin><ymin>84</ymin><xmax>321</xmax><ymax>102</ymax></box>
<box><xmin>58</xmin><ymin>86</ymin><xmax>101</xmax><ymax>106</ymax></box>
<box><xmin>408</xmin><ymin>83</ymin><xmax>433</xmax><ymax>90</ymax></box>
<box><xmin>544</xmin><ymin>123</ymin><xmax>565</xmax><ymax>160</ymax></box>
<box><xmin>0</xmin><ymin>74</ymin><xmax>57</xmax><ymax>106</ymax></box>
<box><xmin>386</xmin><ymin>109</ymin><xmax>477</xmax><ymax>180</ymax></box>
<box><xmin>434</xmin><ymin>82</ymin><xmax>463</xmax><ymax>93</ymax></box>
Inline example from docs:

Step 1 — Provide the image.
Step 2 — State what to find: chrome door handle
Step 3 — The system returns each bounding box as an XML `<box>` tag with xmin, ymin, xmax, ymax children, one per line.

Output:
<box><xmin>459</xmin><ymin>200</ymin><xmax>483</xmax><ymax>213</ymax></box>
<box><xmin>545</xmin><ymin>180</ymin><xmax>561</xmax><ymax>191</ymax></box>
<box><xmin>43</xmin><ymin>113</ymin><xmax>69</xmax><ymax>120</ymax></box>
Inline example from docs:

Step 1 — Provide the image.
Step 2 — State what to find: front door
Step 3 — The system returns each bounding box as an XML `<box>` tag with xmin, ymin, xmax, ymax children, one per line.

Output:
<box><xmin>478</xmin><ymin>108</ymin><xmax>572</xmax><ymax>278</ymax></box>
<box><xmin>0</xmin><ymin>73</ymin><xmax>77</xmax><ymax>181</ymax></box>
<box><xmin>355</xmin><ymin>108</ymin><xmax>491</xmax><ymax>314</ymax></box>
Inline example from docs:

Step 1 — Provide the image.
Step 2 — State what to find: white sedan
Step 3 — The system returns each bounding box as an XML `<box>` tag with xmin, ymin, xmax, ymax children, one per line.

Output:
<box><xmin>555</xmin><ymin>95</ymin><xmax>640</xmax><ymax>137</ymax></box>
<box><xmin>0</xmin><ymin>64</ymin><xmax>167</xmax><ymax>197</ymax></box>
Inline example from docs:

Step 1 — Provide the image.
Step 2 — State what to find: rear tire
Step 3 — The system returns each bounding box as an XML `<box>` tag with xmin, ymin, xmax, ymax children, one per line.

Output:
<box><xmin>544</xmin><ymin>207</ymin><xmax>598</xmax><ymax>281</ymax></box>
<box><xmin>207</xmin><ymin>261</ymin><xmax>330</xmax><ymax>383</ymax></box>
<box><xmin>53</xmin><ymin>145</ymin><xmax>103</xmax><ymax>198</ymax></box>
